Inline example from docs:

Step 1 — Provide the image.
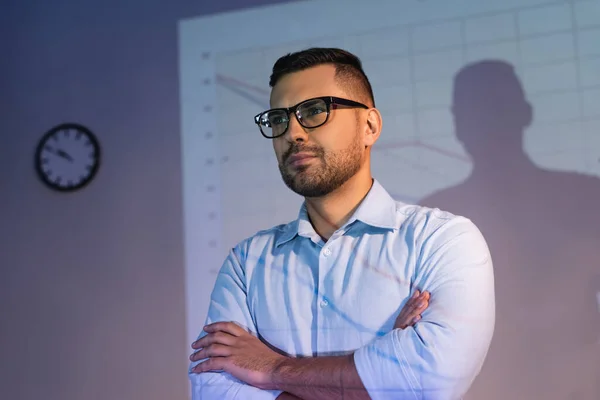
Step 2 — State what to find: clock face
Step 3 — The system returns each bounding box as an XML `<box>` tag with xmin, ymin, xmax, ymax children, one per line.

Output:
<box><xmin>35</xmin><ymin>123</ymin><xmax>101</xmax><ymax>192</ymax></box>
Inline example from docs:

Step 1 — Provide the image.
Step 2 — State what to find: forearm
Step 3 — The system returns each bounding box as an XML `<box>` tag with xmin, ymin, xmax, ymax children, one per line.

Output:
<box><xmin>272</xmin><ymin>354</ymin><xmax>370</xmax><ymax>400</ymax></box>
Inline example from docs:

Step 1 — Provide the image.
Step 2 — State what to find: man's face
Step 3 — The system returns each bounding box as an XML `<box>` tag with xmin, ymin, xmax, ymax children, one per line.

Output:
<box><xmin>269</xmin><ymin>65</ymin><xmax>366</xmax><ymax>198</ymax></box>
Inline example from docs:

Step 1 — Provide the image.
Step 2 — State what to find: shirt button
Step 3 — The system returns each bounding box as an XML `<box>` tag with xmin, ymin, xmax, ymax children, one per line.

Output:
<box><xmin>320</xmin><ymin>299</ymin><xmax>329</xmax><ymax>307</ymax></box>
<box><xmin>323</xmin><ymin>247</ymin><xmax>332</xmax><ymax>257</ymax></box>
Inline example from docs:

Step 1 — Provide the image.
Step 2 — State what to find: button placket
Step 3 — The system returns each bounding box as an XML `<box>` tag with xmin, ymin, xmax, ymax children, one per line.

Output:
<box><xmin>316</xmin><ymin>241</ymin><xmax>335</xmax><ymax>350</ymax></box>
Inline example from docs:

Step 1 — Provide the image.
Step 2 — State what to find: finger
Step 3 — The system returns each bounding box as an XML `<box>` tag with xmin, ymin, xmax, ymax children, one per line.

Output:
<box><xmin>412</xmin><ymin>291</ymin><xmax>428</xmax><ymax>305</ymax></box>
<box><xmin>203</xmin><ymin>321</ymin><xmax>246</xmax><ymax>337</ymax></box>
<box><xmin>412</xmin><ymin>292</ymin><xmax>430</xmax><ymax>312</ymax></box>
<box><xmin>411</xmin><ymin>298</ymin><xmax>429</xmax><ymax>314</ymax></box>
<box><xmin>189</xmin><ymin>344</ymin><xmax>232</xmax><ymax>361</ymax></box>
<box><xmin>191</xmin><ymin>357</ymin><xmax>226</xmax><ymax>373</ymax></box>
<box><xmin>417</xmin><ymin>294</ymin><xmax>429</xmax><ymax>306</ymax></box>
<box><xmin>191</xmin><ymin>336</ymin><xmax>207</xmax><ymax>349</ymax></box>
<box><xmin>395</xmin><ymin>290</ymin><xmax>427</xmax><ymax>328</ymax></box>
<box><xmin>412</xmin><ymin>289</ymin><xmax>429</xmax><ymax>304</ymax></box>
<box><xmin>418</xmin><ymin>293</ymin><xmax>431</xmax><ymax>308</ymax></box>
<box><xmin>400</xmin><ymin>292</ymin><xmax>421</xmax><ymax>315</ymax></box>
<box><xmin>396</xmin><ymin>308</ymin><xmax>415</xmax><ymax>326</ymax></box>
<box><xmin>395</xmin><ymin>309</ymin><xmax>417</xmax><ymax>328</ymax></box>
<box><xmin>397</xmin><ymin>312</ymin><xmax>423</xmax><ymax>330</ymax></box>
<box><xmin>406</xmin><ymin>293</ymin><xmax>425</xmax><ymax>314</ymax></box>
<box><xmin>401</xmin><ymin>298</ymin><xmax>429</xmax><ymax>321</ymax></box>
<box><xmin>395</xmin><ymin>314</ymin><xmax>414</xmax><ymax>329</ymax></box>
<box><xmin>192</xmin><ymin>331</ymin><xmax>237</xmax><ymax>349</ymax></box>
<box><xmin>397</xmin><ymin>308</ymin><xmax>420</xmax><ymax>327</ymax></box>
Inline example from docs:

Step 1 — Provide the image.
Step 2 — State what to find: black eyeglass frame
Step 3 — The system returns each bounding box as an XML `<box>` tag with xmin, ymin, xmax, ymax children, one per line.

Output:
<box><xmin>254</xmin><ymin>96</ymin><xmax>369</xmax><ymax>139</ymax></box>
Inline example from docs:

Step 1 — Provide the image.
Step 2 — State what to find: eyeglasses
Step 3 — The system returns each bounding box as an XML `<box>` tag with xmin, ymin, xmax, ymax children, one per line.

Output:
<box><xmin>254</xmin><ymin>96</ymin><xmax>369</xmax><ymax>139</ymax></box>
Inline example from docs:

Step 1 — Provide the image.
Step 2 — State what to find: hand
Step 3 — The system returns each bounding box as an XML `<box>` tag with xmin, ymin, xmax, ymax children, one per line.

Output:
<box><xmin>394</xmin><ymin>289</ymin><xmax>430</xmax><ymax>330</ymax></box>
<box><xmin>189</xmin><ymin>321</ymin><xmax>287</xmax><ymax>390</ymax></box>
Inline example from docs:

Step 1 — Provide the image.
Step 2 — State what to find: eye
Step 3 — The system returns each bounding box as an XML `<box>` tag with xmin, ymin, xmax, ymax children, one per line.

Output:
<box><xmin>270</xmin><ymin>115</ymin><xmax>288</xmax><ymax>125</ymax></box>
<box><xmin>306</xmin><ymin>106</ymin><xmax>324</xmax><ymax>116</ymax></box>
<box><xmin>299</xmin><ymin>101</ymin><xmax>327</xmax><ymax>119</ymax></box>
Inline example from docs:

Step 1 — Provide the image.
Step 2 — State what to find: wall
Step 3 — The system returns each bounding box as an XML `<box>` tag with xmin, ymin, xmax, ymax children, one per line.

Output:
<box><xmin>0</xmin><ymin>1</ymin><xmax>290</xmax><ymax>399</ymax></box>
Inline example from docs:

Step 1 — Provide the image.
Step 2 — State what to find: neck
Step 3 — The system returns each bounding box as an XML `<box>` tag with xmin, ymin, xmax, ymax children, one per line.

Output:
<box><xmin>304</xmin><ymin>169</ymin><xmax>373</xmax><ymax>241</ymax></box>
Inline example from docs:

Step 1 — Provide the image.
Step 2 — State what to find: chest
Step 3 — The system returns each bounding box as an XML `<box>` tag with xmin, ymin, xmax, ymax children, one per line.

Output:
<box><xmin>246</xmin><ymin>235</ymin><xmax>417</xmax><ymax>355</ymax></box>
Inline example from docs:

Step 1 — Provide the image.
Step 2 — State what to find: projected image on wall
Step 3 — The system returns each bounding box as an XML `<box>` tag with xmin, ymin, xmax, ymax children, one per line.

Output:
<box><xmin>179</xmin><ymin>1</ymin><xmax>600</xmax><ymax>398</ymax></box>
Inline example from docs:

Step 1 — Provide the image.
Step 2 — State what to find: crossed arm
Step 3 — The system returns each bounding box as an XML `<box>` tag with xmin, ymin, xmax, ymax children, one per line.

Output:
<box><xmin>190</xmin><ymin>289</ymin><xmax>429</xmax><ymax>400</ymax></box>
<box><xmin>189</xmin><ymin>218</ymin><xmax>495</xmax><ymax>400</ymax></box>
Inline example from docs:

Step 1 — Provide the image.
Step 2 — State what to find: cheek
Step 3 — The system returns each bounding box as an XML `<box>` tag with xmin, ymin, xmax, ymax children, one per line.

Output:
<box><xmin>311</xmin><ymin>126</ymin><xmax>343</xmax><ymax>148</ymax></box>
<box><xmin>273</xmin><ymin>140</ymin><xmax>286</xmax><ymax>161</ymax></box>
<box><xmin>319</xmin><ymin>127</ymin><xmax>359</xmax><ymax>153</ymax></box>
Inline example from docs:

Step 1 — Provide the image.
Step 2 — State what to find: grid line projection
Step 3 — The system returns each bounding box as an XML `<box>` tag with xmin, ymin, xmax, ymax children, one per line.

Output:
<box><xmin>212</xmin><ymin>0</ymin><xmax>600</xmax><ymax>252</ymax></box>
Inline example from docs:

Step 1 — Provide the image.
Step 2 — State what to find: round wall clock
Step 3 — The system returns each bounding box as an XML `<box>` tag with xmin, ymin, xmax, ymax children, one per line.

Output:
<box><xmin>34</xmin><ymin>123</ymin><xmax>101</xmax><ymax>192</ymax></box>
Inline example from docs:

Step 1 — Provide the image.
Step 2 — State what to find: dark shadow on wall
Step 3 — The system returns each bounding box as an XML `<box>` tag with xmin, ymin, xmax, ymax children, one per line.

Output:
<box><xmin>419</xmin><ymin>60</ymin><xmax>600</xmax><ymax>400</ymax></box>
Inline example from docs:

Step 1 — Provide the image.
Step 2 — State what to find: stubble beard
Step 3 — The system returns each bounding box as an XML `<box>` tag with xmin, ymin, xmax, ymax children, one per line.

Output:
<box><xmin>278</xmin><ymin>131</ymin><xmax>364</xmax><ymax>198</ymax></box>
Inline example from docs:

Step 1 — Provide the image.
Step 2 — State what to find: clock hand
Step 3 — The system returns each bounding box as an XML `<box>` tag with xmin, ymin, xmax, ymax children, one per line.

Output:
<box><xmin>56</xmin><ymin>149</ymin><xmax>74</xmax><ymax>162</ymax></box>
<box><xmin>44</xmin><ymin>145</ymin><xmax>73</xmax><ymax>162</ymax></box>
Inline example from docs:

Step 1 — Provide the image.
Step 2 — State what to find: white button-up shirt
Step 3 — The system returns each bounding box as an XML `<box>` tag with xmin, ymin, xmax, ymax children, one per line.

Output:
<box><xmin>190</xmin><ymin>179</ymin><xmax>495</xmax><ymax>399</ymax></box>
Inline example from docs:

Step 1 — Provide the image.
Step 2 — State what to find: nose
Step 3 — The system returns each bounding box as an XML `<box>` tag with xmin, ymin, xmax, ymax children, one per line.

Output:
<box><xmin>284</xmin><ymin>113</ymin><xmax>309</xmax><ymax>142</ymax></box>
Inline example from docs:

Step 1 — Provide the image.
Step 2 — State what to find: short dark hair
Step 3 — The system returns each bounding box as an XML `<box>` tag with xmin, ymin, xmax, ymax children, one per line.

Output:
<box><xmin>269</xmin><ymin>47</ymin><xmax>375</xmax><ymax>107</ymax></box>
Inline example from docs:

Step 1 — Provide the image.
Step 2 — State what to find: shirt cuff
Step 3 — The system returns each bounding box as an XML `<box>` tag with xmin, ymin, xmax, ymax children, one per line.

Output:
<box><xmin>190</xmin><ymin>370</ymin><xmax>283</xmax><ymax>400</ymax></box>
<box><xmin>353</xmin><ymin>331</ymin><xmax>420</xmax><ymax>400</ymax></box>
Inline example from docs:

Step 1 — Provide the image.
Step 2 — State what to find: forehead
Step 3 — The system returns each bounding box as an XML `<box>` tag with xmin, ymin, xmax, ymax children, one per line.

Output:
<box><xmin>269</xmin><ymin>64</ymin><xmax>346</xmax><ymax>108</ymax></box>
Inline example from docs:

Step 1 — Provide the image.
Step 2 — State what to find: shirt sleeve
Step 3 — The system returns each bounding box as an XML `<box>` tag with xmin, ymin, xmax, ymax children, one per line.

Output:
<box><xmin>189</xmin><ymin>246</ymin><xmax>284</xmax><ymax>400</ymax></box>
<box><xmin>353</xmin><ymin>216</ymin><xmax>495</xmax><ymax>400</ymax></box>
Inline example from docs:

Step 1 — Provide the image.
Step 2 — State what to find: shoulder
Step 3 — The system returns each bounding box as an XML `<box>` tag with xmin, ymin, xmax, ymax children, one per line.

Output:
<box><xmin>396</xmin><ymin>204</ymin><xmax>493</xmax><ymax>297</ymax></box>
<box><xmin>396</xmin><ymin>201</ymin><xmax>478</xmax><ymax>235</ymax></box>
<box><xmin>395</xmin><ymin>201</ymin><xmax>489</xmax><ymax>258</ymax></box>
<box><xmin>229</xmin><ymin>220</ymin><xmax>296</xmax><ymax>259</ymax></box>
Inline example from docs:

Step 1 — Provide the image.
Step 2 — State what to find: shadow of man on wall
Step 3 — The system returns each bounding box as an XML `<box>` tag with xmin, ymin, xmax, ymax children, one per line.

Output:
<box><xmin>419</xmin><ymin>60</ymin><xmax>600</xmax><ymax>400</ymax></box>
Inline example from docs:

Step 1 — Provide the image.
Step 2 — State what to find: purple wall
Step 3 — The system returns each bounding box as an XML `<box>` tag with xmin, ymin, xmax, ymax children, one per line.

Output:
<box><xmin>0</xmin><ymin>1</ymin><xmax>290</xmax><ymax>399</ymax></box>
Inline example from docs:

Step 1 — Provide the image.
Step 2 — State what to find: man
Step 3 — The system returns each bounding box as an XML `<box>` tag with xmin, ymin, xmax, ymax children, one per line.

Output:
<box><xmin>189</xmin><ymin>48</ymin><xmax>495</xmax><ymax>400</ymax></box>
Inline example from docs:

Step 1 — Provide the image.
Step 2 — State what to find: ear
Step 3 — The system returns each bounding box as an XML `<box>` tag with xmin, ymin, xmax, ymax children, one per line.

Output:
<box><xmin>362</xmin><ymin>108</ymin><xmax>382</xmax><ymax>147</ymax></box>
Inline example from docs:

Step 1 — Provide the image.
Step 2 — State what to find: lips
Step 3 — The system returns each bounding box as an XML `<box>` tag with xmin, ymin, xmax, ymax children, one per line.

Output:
<box><xmin>287</xmin><ymin>152</ymin><xmax>316</xmax><ymax>166</ymax></box>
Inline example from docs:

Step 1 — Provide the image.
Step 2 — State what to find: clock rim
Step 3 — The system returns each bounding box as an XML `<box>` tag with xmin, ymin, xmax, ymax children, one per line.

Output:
<box><xmin>34</xmin><ymin>122</ymin><xmax>101</xmax><ymax>192</ymax></box>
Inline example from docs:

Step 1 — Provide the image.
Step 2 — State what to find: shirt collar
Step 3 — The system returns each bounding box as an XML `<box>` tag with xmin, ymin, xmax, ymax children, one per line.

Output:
<box><xmin>275</xmin><ymin>179</ymin><xmax>399</xmax><ymax>247</ymax></box>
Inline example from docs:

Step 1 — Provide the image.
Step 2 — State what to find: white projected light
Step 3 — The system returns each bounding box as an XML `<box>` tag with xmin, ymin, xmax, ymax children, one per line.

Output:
<box><xmin>178</xmin><ymin>0</ymin><xmax>600</xmax><ymax>389</ymax></box>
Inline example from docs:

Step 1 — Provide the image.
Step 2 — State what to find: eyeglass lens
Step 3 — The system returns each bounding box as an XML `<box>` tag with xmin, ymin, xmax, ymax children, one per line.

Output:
<box><xmin>258</xmin><ymin>98</ymin><xmax>329</xmax><ymax>138</ymax></box>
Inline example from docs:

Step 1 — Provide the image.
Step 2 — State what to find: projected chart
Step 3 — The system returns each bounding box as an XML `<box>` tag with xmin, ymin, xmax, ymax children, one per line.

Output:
<box><xmin>199</xmin><ymin>0</ymin><xmax>600</xmax><ymax>254</ymax></box>
<box><xmin>179</xmin><ymin>4</ymin><xmax>600</xmax><ymax>395</ymax></box>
